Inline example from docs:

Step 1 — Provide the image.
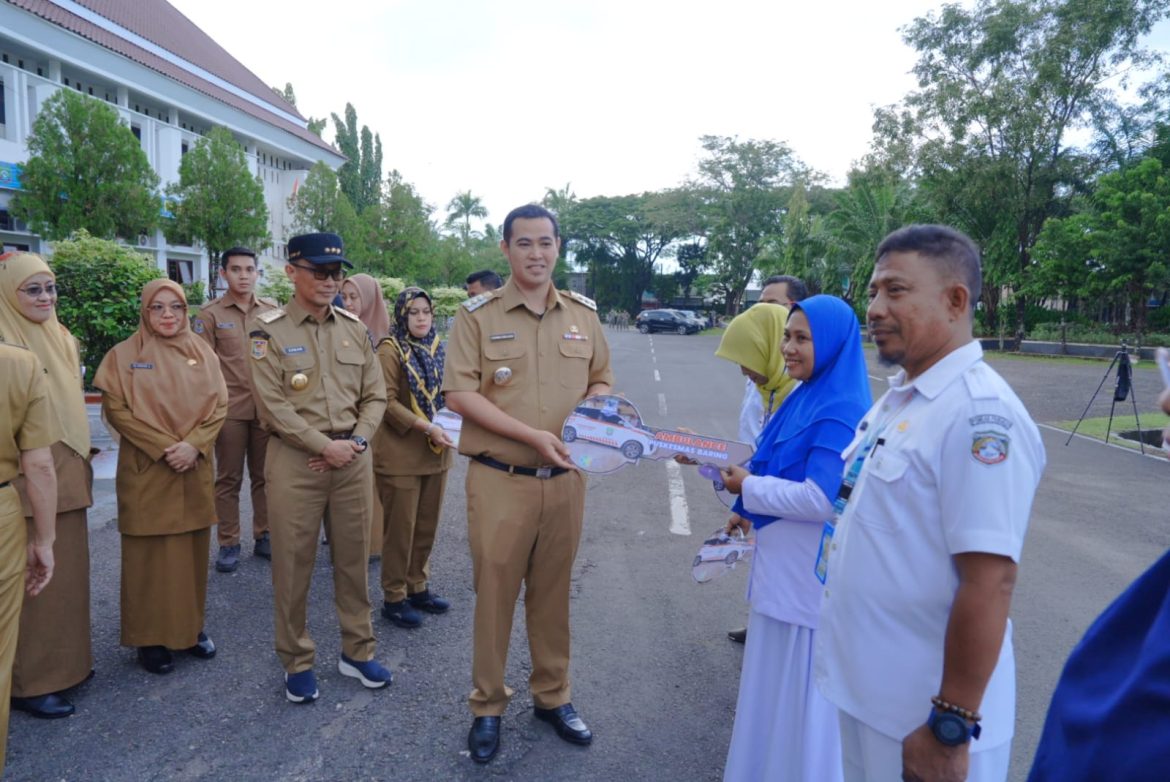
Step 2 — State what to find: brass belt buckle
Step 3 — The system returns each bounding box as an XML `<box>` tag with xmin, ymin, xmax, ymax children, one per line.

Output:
<box><xmin>535</xmin><ymin>466</ymin><xmax>552</xmax><ymax>479</ymax></box>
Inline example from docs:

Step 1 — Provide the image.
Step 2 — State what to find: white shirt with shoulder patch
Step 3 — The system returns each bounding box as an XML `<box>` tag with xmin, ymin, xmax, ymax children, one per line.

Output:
<box><xmin>813</xmin><ymin>340</ymin><xmax>1045</xmax><ymax>750</ymax></box>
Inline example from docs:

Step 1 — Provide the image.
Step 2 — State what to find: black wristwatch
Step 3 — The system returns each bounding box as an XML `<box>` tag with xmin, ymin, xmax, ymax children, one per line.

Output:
<box><xmin>351</xmin><ymin>436</ymin><xmax>368</xmax><ymax>453</ymax></box>
<box><xmin>927</xmin><ymin>707</ymin><xmax>981</xmax><ymax>746</ymax></box>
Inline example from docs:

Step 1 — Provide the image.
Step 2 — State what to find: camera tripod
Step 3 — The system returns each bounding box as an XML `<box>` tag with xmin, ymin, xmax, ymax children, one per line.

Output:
<box><xmin>1066</xmin><ymin>343</ymin><xmax>1145</xmax><ymax>454</ymax></box>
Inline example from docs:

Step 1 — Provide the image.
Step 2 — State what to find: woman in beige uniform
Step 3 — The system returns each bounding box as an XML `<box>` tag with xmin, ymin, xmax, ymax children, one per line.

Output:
<box><xmin>375</xmin><ymin>286</ymin><xmax>454</xmax><ymax>628</ymax></box>
<box><xmin>0</xmin><ymin>252</ymin><xmax>92</xmax><ymax>718</ymax></box>
<box><xmin>94</xmin><ymin>279</ymin><xmax>227</xmax><ymax>675</ymax></box>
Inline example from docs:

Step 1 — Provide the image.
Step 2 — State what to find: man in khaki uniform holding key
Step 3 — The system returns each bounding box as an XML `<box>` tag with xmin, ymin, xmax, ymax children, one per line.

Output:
<box><xmin>444</xmin><ymin>204</ymin><xmax>613</xmax><ymax>764</ymax></box>
<box><xmin>247</xmin><ymin>232</ymin><xmax>390</xmax><ymax>704</ymax></box>
<box><xmin>192</xmin><ymin>247</ymin><xmax>277</xmax><ymax>572</ymax></box>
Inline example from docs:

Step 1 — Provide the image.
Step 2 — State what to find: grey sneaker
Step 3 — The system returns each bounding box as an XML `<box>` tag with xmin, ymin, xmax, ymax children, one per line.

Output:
<box><xmin>253</xmin><ymin>533</ymin><xmax>272</xmax><ymax>560</ymax></box>
<box><xmin>215</xmin><ymin>544</ymin><xmax>241</xmax><ymax>573</ymax></box>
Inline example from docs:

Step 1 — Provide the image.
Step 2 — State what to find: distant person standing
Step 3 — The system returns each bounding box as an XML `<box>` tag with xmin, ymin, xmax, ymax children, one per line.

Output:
<box><xmin>248</xmin><ymin>232</ymin><xmax>391</xmax><ymax>704</ymax></box>
<box><xmin>0</xmin><ymin>253</ymin><xmax>93</xmax><ymax>720</ymax></box>
<box><xmin>0</xmin><ymin>345</ymin><xmax>58</xmax><ymax>775</ymax></box>
<box><xmin>374</xmin><ymin>287</ymin><xmax>455</xmax><ymax>629</ymax></box>
<box><xmin>445</xmin><ymin>205</ymin><xmax>612</xmax><ymax>763</ymax></box>
<box><xmin>814</xmin><ymin>226</ymin><xmax>1045</xmax><ymax>782</ymax></box>
<box><xmin>192</xmin><ymin>248</ymin><xmax>277</xmax><ymax>574</ymax></box>
<box><xmin>465</xmin><ymin>270</ymin><xmax>503</xmax><ymax>299</ymax></box>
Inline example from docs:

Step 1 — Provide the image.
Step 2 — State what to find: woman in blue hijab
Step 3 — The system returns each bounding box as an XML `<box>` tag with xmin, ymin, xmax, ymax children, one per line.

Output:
<box><xmin>720</xmin><ymin>295</ymin><xmax>872</xmax><ymax>782</ymax></box>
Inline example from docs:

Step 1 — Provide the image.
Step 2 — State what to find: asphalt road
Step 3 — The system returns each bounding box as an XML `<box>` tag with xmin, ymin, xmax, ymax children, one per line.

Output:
<box><xmin>4</xmin><ymin>329</ymin><xmax>1168</xmax><ymax>781</ymax></box>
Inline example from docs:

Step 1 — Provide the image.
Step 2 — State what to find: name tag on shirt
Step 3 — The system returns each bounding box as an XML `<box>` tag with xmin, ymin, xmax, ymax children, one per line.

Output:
<box><xmin>489</xmin><ymin>333</ymin><xmax>515</xmax><ymax>341</ymax></box>
<box><xmin>216</xmin><ymin>322</ymin><xmax>236</xmax><ymax>329</ymax></box>
<box><xmin>130</xmin><ymin>362</ymin><xmax>153</xmax><ymax>369</ymax></box>
<box><xmin>563</xmin><ymin>333</ymin><xmax>589</xmax><ymax>341</ymax></box>
<box><xmin>284</xmin><ymin>346</ymin><xmax>307</xmax><ymax>354</ymax></box>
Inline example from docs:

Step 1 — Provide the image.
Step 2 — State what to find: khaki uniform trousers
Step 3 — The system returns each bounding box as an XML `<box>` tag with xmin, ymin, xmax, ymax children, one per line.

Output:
<box><xmin>377</xmin><ymin>470</ymin><xmax>448</xmax><ymax>603</ymax></box>
<box><xmin>265</xmin><ymin>437</ymin><xmax>375</xmax><ymax>673</ymax></box>
<box><xmin>466</xmin><ymin>461</ymin><xmax>585</xmax><ymax>717</ymax></box>
<box><xmin>0</xmin><ymin>486</ymin><xmax>28</xmax><ymax>775</ymax></box>
<box><xmin>214</xmin><ymin>417</ymin><xmax>270</xmax><ymax>546</ymax></box>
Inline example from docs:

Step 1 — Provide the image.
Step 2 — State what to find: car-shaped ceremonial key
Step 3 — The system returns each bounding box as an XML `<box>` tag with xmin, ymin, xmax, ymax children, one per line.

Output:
<box><xmin>562</xmin><ymin>395</ymin><xmax>753</xmax><ymax>506</ymax></box>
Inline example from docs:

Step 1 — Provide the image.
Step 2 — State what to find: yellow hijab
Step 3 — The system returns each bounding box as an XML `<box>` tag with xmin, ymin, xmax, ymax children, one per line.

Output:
<box><xmin>715</xmin><ymin>303</ymin><xmax>797</xmax><ymax>419</ymax></box>
<box><xmin>0</xmin><ymin>252</ymin><xmax>91</xmax><ymax>457</ymax></box>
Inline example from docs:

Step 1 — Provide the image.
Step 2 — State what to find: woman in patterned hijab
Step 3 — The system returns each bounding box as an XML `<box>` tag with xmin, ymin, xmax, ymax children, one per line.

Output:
<box><xmin>371</xmin><ymin>287</ymin><xmax>455</xmax><ymax>629</ymax></box>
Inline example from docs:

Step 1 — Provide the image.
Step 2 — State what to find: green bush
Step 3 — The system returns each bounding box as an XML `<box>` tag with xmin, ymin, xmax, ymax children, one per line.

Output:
<box><xmin>48</xmin><ymin>229</ymin><xmax>163</xmax><ymax>386</ymax></box>
<box><xmin>258</xmin><ymin>269</ymin><xmax>293</xmax><ymax>305</ymax></box>
<box><xmin>1027</xmin><ymin>322</ymin><xmax>1170</xmax><ymax>347</ymax></box>
<box><xmin>1146</xmin><ymin>305</ymin><xmax>1170</xmax><ymax>332</ymax></box>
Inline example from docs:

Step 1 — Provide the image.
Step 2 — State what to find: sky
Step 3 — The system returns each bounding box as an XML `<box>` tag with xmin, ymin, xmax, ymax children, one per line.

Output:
<box><xmin>169</xmin><ymin>0</ymin><xmax>1170</xmax><ymax>234</ymax></box>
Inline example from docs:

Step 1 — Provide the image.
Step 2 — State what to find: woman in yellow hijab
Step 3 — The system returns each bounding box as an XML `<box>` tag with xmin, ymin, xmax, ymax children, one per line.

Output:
<box><xmin>715</xmin><ymin>303</ymin><xmax>798</xmax><ymax>442</ymax></box>
<box><xmin>0</xmin><ymin>252</ymin><xmax>93</xmax><ymax>719</ymax></box>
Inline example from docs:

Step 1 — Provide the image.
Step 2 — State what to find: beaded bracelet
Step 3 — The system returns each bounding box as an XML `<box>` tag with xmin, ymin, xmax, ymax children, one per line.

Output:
<box><xmin>931</xmin><ymin>696</ymin><xmax>982</xmax><ymax>723</ymax></box>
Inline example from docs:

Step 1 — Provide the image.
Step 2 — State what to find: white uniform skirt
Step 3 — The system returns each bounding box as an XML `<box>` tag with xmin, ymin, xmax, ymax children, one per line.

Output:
<box><xmin>724</xmin><ymin>610</ymin><xmax>844</xmax><ymax>782</ymax></box>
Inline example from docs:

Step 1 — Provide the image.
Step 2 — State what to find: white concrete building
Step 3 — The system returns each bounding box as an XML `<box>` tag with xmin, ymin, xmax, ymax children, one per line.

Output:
<box><xmin>0</xmin><ymin>0</ymin><xmax>344</xmax><ymax>293</ymax></box>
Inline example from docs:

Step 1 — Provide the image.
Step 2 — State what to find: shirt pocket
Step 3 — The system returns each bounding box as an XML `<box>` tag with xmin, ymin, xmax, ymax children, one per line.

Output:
<box><xmin>279</xmin><ymin>353</ymin><xmax>318</xmax><ymax>398</ymax></box>
<box><xmin>483</xmin><ymin>340</ymin><xmax>527</xmax><ymax>398</ymax></box>
<box><xmin>558</xmin><ymin>339</ymin><xmax>593</xmax><ymax>389</ymax></box>
<box><xmin>216</xmin><ymin>332</ymin><xmax>241</xmax><ymax>360</ymax></box>
<box><xmin>853</xmin><ymin>449</ymin><xmax>910</xmax><ymax>533</ymax></box>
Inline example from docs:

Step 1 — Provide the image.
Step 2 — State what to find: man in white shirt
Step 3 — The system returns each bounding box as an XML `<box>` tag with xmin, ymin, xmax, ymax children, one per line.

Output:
<box><xmin>814</xmin><ymin>225</ymin><xmax>1045</xmax><ymax>782</ymax></box>
<box><xmin>727</xmin><ymin>274</ymin><xmax>806</xmax><ymax>644</ymax></box>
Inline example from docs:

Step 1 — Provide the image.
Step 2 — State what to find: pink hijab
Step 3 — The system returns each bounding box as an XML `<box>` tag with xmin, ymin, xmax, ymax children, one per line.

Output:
<box><xmin>343</xmin><ymin>274</ymin><xmax>391</xmax><ymax>343</ymax></box>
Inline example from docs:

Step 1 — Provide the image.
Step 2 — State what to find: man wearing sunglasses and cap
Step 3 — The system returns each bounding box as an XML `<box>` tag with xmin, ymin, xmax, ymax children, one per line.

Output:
<box><xmin>247</xmin><ymin>232</ymin><xmax>390</xmax><ymax>704</ymax></box>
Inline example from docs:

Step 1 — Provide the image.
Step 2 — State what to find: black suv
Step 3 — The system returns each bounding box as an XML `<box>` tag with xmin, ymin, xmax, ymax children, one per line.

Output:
<box><xmin>635</xmin><ymin>309</ymin><xmax>700</xmax><ymax>335</ymax></box>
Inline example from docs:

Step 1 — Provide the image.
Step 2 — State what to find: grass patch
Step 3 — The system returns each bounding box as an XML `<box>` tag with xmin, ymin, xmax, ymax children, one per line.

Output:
<box><xmin>1049</xmin><ymin>415</ymin><xmax>1164</xmax><ymax>452</ymax></box>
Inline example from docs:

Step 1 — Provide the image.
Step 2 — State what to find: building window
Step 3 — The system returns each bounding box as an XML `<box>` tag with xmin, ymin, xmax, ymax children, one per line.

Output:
<box><xmin>131</xmin><ymin>125</ymin><xmax>141</xmax><ymax>140</ymax></box>
<box><xmin>0</xmin><ymin>209</ymin><xmax>12</xmax><ymax>230</ymax></box>
<box><xmin>166</xmin><ymin>259</ymin><xmax>194</xmax><ymax>284</ymax></box>
<box><xmin>0</xmin><ymin>80</ymin><xmax>6</xmax><ymax>128</ymax></box>
<box><xmin>181</xmin><ymin>142</ymin><xmax>188</xmax><ymax>155</ymax></box>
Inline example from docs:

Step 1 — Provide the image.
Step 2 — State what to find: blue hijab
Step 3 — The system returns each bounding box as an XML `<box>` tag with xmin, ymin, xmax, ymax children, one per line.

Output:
<box><xmin>732</xmin><ymin>295</ymin><xmax>872</xmax><ymax>530</ymax></box>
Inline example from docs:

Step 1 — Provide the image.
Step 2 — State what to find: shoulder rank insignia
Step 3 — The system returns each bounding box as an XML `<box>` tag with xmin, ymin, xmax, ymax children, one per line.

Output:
<box><xmin>258</xmin><ymin>296</ymin><xmax>279</xmax><ymax>308</ymax></box>
<box><xmin>257</xmin><ymin>309</ymin><xmax>286</xmax><ymax>324</ymax></box>
<box><xmin>565</xmin><ymin>290</ymin><xmax>597</xmax><ymax>311</ymax></box>
<box><xmin>333</xmin><ymin>306</ymin><xmax>360</xmax><ymax>322</ymax></box>
<box><xmin>462</xmin><ymin>291</ymin><xmax>496</xmax><ymax>312</ymax></box>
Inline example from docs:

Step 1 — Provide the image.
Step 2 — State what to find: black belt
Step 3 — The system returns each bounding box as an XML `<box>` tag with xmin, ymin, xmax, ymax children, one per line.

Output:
<box><xmin>0</xmin><ymin>481</ymin><xmax>9</xmax><ymax>489</ymax></box>
<box><xmin>326</xmin><ymin>430</ymin><xmax>354</xmax><ymax>440</ymax></box>
<box><xmin>473</xmin><ymin>455</ymin><xmax>569</xmax><ymax>479</ymax></box>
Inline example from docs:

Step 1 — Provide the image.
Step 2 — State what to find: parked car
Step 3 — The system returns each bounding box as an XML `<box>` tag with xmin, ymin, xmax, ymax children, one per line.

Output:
<box><xmin>635</xmin><ymin>309</ymin><xmax>701</xmax><ymax>335</ymax></box>
<box><xmin>673</xmin><ymin>309</ymin><xmax>706</xmax><ymax>330</ymax></box>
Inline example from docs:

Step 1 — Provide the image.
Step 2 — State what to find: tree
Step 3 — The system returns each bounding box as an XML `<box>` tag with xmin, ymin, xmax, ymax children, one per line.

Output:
<box><xmin>445</xmin><ymin>191</ymin><xmax>488</xmax><ymax>242</ymax></box>
<box><xmin>273</xmin><ymin>81</ymin><xmax>326</xmax><ymax>136</ymax></box>
<box><xmin>330</xmin><ymin>104</ymin><xmax>382</xmax><ymax>213</ymax></box>
<box><xmin>289</xmin><ymin>161</ymin><xmax>349</xmax><ymax>232</ymax></box>
<box><xmin>166</xmin><ymin>126</ymin><xmax>270</xmax><ymax>296</ymax></box>
<box><xmin>691</xmin><ymin>135</ymin><xmax>809</xmax><ymax>313</ymax></box>
<box><xmin>560</xmin><ymin>191</ymin><xmax>690</xmax><ymax>314</ymax></box>
<box><xmin>12</xmin><ymin>90</ymin><xmax>160</xmax><ymax>240</ymax></box>
<box><xmin>823</xmin><ymin>177</ymin><xmax>922</xmax><ymax>303</ymax></box>
<box><xmin>887</xmin><ymin>0</ymin><xmax>1170</xmax><ymax>336</ymax></box>
<box><xmin>48</xmin><ymin>230</ymin><xmax>162</xmax><ymax>384</ymax></box>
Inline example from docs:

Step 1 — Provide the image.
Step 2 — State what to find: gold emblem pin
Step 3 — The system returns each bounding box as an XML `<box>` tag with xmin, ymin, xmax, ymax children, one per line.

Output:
<box><xmin>493</xmin><ymin>367</ymin><xmax>512</xmax><ymax>385</ymax></box>
<box><xmin>290</xmin><ymin>372</ymin><xmax>309</xmax><ymax>391</ymax></box>
<box><xmin>570</xmin><ymin>325</ymin><xmax>579</xmax><ymax>333</ymax></box>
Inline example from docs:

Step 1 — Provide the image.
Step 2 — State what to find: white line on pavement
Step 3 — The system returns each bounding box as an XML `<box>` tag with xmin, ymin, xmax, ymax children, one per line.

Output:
<box><xmin>658</xmin><ymin>393</ymin><xmax>668</xmax><ymax>415</ymax></box>
<box><xmin>1037</xmin><ymin>423</ymin><xmax>1168</xmax><ymax>462</ymax></box>
<box><xmin>664</xmin><ymin>460</ymin><xmax>691</xmax><ymax>536</ymax></box>
<box><xmin>654</xmin><ymin>369</ymin><xmax>661</xmax><ymax>382</ymax></box>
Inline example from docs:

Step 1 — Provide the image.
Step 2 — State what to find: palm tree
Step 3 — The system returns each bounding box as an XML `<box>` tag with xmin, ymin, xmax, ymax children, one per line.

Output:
<box><xmin>445</xmin><ymin>190</ymin><xmax>488</xmax><ymax>242</ymax></box>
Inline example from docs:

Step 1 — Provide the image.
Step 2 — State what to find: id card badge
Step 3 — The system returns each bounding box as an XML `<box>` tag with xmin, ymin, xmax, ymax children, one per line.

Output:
<box><xmin>814</xmin><ymin>522</ymin><xmax>834</xmax><ymax>584</ymax></box>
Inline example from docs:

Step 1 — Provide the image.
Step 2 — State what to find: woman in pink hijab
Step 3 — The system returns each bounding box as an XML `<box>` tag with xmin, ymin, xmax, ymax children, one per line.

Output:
<box><xmin>340</xmin><ymin>274</ymin><xmax>391</xmax><ymax>347</ymax></box>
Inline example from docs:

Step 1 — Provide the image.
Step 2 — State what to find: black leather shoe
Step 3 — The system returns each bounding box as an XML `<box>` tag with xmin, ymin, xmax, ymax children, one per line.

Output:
<box><xmin>728</xmin><ymin>627</ymin><xmax>747</xmax><ymax>644</ymax></box>
<box><xmin>11</xmin><ymin>692</ymin><xmax>74</xmax><ymax>719</ymax></box>
<box><xmin>185</xmin><ymin>631</ymin><xmax>216</xmax><ymax>659</ymax></box>
<box><xmin>408</xmin><ymin>589</ymin><xmax>450</xmax><ymax>615</ymax></box>
<box><xmin>137</xmin><ymin>646</ymin><xmax>174</xmax><ymax>675</ymax></box>
<box><xmin>468</xmin><ymin>716</ymin><xmax>501</xmax><ymax>763</ymax></box>
<box><xmin>534</xmin><ymin>703</ymin><xmax>592</xmax><ymax>745</ymax></box>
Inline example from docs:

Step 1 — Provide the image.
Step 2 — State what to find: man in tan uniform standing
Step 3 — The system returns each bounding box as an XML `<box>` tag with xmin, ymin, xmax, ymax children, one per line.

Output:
<box><xmin>247</xmin><ymin>232</ymin><xmax>390</xmax><ymax>704</ymax></box>
<box><xmin>192</xmin><ymin>247</ymin><xmax>277</xmax><ymax>573</ymax></box>
<box><xmin>1</xmin><ymin>344</ymin><xmax>58</xmax><ymax>773</ymax></box>
<box><xmin>444</xmin><ymin>204</ymin><xmax>613</xmax><ymax>763</ymax></box>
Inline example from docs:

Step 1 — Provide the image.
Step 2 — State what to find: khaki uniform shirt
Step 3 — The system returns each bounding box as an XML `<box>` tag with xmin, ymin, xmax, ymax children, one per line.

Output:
<box><xmin>0</xmin><ymin>344</ymin><xmax>60</xmax><ymax>483</ymax></box>
<box><xmin>372</xmin><ymin>341</ymin><xmax>454</xmax><ymax>477</ymax></box>
<box><xmin>192</xmin><ymin>293</ymin><xmax>277</xmax><ymax>420</ymax></box>
<box><xmin>247</xmin><ymin>297</ymin><xmax>387</xmax><ymax>456</ymax></box>
<box><xmin>442</xmin><ymin>280</ymin><xmax>613</xmax><ymax>467</ymax></box>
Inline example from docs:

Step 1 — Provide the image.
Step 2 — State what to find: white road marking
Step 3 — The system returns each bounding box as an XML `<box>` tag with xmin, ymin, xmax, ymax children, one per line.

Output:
<box><xmin>665</xmin><ymin>460</ymin><xmax>691</xmax><ymax>536</ymax></box>
<box><xmin>658</xmin><ymin>393</ymin><xmax>668</xmax><ymax>416</ymax></box>
<box><xmin>654</xmin><ymin>369</ymin><xmax>661</xmax><ymax>382</ymax></box>
<box><xmin>868</xmin><ymin>374</ymin><xmax>882</xmax><ymax>381</ymax></box>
